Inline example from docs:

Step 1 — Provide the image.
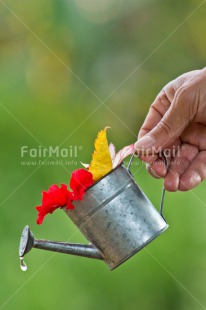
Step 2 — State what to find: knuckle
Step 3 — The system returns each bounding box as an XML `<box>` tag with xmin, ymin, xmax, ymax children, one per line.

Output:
<box><xmin>175</xmin><ymin>86</ymin><xmax>194</xmax><ymax>108</ymax></box>
<box><xmin>174</xmin><ymin>89</ymin><xmax>188</xmax><ymax>107</ymax></box>
<box><xmin>177</xmin><ymin>87</ymin><xmax>188</xmax><ymax>99</ymax></box>
<box><xmin>156</xmin><ymin>119</ymin><xmax>171</xmax><ymax>135</ymax></box>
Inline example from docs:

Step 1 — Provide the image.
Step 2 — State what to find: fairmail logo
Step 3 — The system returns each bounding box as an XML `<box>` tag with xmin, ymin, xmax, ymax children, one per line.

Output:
<box><xmin>20</xmin><ymin>145</ymin><xmax>82</xmax><ymax>158</ymax></box>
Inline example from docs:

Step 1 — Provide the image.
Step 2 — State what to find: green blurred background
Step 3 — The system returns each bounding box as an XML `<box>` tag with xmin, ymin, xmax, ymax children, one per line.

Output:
<box><xmin>1</xmin><ymin>0</ymin><xmax>206</xmax><ymax>309</ymax></box>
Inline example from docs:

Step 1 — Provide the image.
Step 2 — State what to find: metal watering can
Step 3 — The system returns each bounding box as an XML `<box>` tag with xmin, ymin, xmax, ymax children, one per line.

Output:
<box><xmin>19</xmin><ymin>155</ymin><xmax>169</xmax><ymax>270</ymax></box>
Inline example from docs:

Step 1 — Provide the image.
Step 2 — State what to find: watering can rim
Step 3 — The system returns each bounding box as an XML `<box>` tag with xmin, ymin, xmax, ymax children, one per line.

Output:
<box><xmin>85</xmin><ymin>163</ymin><xmax>124</xmax><ymax>191</ymax></box>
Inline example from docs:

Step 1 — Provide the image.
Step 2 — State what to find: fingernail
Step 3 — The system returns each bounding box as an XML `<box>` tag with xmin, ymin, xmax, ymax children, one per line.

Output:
<box><xmin>146</xmin><ymin>163</ymin><xmax>161</xmax><ymax>179</ymax></box>
<box><xmin>135</xmin><ymin>135</ymin><xmax>156</xmax><ymax>150</ymax></box>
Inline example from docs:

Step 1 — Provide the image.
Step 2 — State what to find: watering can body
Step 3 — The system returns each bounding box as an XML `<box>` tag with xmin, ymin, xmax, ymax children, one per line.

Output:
<box><xmin>65</xmin><ymin>164</ymin><xmax>168</xmax><ymax>269</ymax></box>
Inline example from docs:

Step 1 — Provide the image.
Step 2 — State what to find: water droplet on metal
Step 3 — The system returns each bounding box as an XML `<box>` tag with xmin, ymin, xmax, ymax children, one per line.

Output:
<box><xmin>20</xmin><ymin>257</ymin><xmax>27</xmax><ymax>271</ymax></box>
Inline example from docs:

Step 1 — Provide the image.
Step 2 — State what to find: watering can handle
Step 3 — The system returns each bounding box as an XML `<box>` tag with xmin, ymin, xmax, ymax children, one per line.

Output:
<box><xmin>127</xmin><ymin>151</ymin><xmax>169</xmax><ymax>221</ymax></box>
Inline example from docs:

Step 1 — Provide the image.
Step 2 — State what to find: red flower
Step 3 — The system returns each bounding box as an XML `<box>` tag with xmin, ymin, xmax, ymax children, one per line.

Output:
<box><xmin>70</xmin><ymin>169</ymin><xmax>94</xmax><ymax>200</ymax></box>
<box><xmin>36</xmin><ymin>169</ymin><xmax>94</xmax><ymax>225</ymax></box>
<box><xmin>36</xmin><ymin>184</ymin><xmax>73</xmax><ymax>225</ymax></box>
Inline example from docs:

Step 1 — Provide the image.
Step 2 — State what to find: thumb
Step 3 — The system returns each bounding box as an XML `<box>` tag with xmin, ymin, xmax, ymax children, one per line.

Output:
<box><xmin>135</xmin><ymin>93</ymin><xmax>190</xmax><ymax>153</ymax></box>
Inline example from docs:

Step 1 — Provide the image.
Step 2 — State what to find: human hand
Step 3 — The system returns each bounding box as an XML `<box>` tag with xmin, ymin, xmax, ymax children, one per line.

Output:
<box><xmin>134</xmin><ymin>68</ymin><xmax>206</xmax><ymax>191</ymax></box>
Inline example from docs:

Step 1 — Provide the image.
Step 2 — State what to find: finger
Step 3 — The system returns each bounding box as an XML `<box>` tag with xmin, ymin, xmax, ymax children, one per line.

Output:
<box><xmin>138</xmin><ymin>154</ymin><xmax>159</xmax><ymax>164</ymax></box>
<box><xmin>135</xmin><ymin>87</ymin><xmax>192</xmax><ymax>154</ymax></box>
<box><xmin>178</xmin><ymin>151</ymin><xmax>206</xmax><ymax>191</ymax></box>
<box><xmin>146</xmin><ymin>162</ymin><xmax>163</xmax><ymax>179</ymax></box>
<box><xmin>164</xmin><ymin>143</ymin><xmax>199</xmax><ymax>191</ymax></box>
<box><xmin>138</xmin><ymin>90</ymin><xmax>171</xmax><ymax>139</ymax></box>
<box><xmin>151</xmin><ymin>157</ymin><xmax>169</xmax><ymax>177</ymax></box>
<box><xmin>181</xmin><ymin>123</ymin><xmax>206</xmax><ymax>150</ymax></box>
<box><xmin>138</xmin><ymin>153</ymin><xmax>168</xmax><ymax>177</ymax></box>
<box><xmin>139</xmin><ymin>142</ymin><xmax>181</xmax><ymax>177</ymax></box>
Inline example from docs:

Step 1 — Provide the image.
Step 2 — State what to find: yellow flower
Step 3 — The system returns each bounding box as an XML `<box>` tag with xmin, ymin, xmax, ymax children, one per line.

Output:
<box><xmin>89</xmin><ymin>127</ymin><xmax>113</xmax><ymax>181</ymax></box>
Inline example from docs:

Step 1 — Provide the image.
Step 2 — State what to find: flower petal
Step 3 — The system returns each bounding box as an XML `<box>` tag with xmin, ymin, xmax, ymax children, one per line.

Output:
<box><xmin>108</xmin><ymin>143</ymin><xmax>116</xmax><ymax>161</ymax></box>
<box><xmin>80</xmin><ymin>162</ymin><xmax>90</xmax><ymax>169</ymax></box>
<box><xmin>89</xmin><ymin>127</ymin><xmax>113</xmax><ymax>181</ymax></box>
<box><xmin>113</xmin><ymin>144</ymin><xmax>134</xmax><ymax>168</ymax></box>
<box><xmin>70</xmin><ymin>168</ymin><xmax>94</xmax><ymax>200</ymax></box>
<box><xmin>36</xmin><ymin>184</ymin><xmax>71</xmax><ymax>225</ymax></box>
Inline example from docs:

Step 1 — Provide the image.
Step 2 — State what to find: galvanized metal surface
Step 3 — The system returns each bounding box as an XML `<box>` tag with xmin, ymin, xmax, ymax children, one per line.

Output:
<box><xmin>33</xmin><ymin>240</ymin><xmax>103</xmax><ymax>259</ymax></box>
<box><xmin>19</xmin><ymin>225</ymin><xmax>34</xmax><ymax>257</ymax></box>
<box><xmin>65</xmin><ymin>164</ymin><xmax>168</xmax><ymax>270</ymax></box>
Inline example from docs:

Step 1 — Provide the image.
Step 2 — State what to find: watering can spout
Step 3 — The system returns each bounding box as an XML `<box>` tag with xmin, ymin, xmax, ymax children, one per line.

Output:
<box><xmin>19</xmin><ymin>225</ymin><xmax>103</xmax><ymax>260</ymax></box>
